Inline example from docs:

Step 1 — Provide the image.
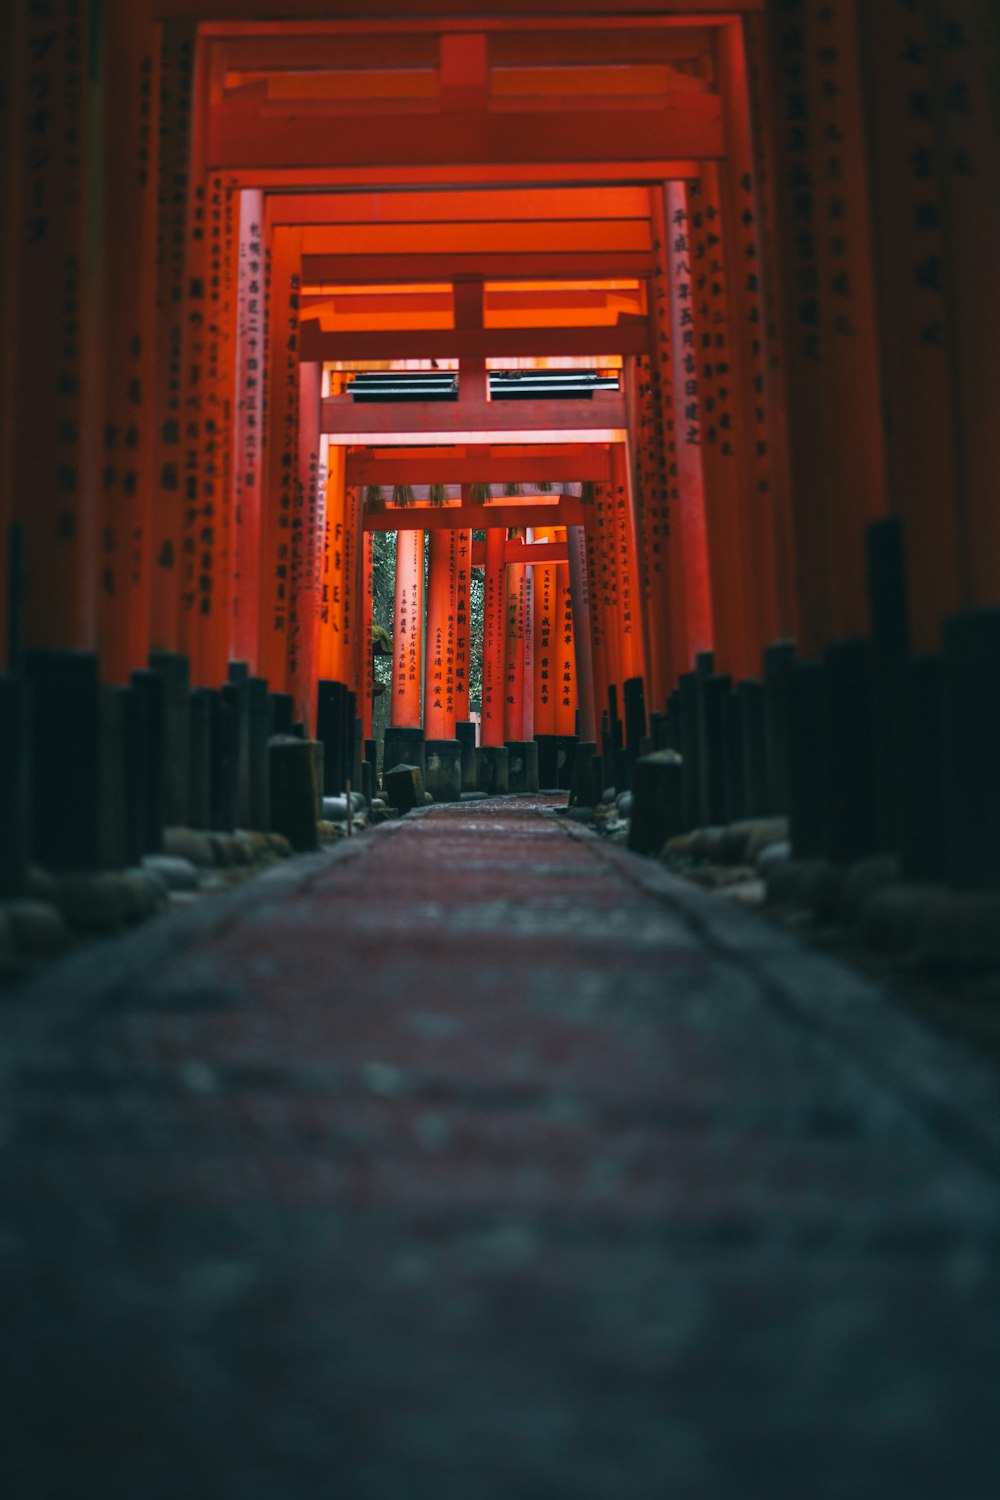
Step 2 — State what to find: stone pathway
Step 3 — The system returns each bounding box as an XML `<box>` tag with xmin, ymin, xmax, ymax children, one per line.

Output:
<box><xmin>2</xmin><ymin>798</ymin><xmax>999</xmax><ymax>1500</ymax></box>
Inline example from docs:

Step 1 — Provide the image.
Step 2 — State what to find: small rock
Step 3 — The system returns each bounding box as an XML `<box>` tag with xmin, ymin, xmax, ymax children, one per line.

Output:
<box><xmin>755</xmin><ymin>839</ymin><xmax>791</xmax><ymax>874</ymax></box>
<box><xmin>565</xmin><ymin>806</ymin><xmax>595</xmax><ymax>825</ymax></box>
<box><xmin>384</xmin><ymin>763</ymin><xmax>426</xmax><ymax>813</ymax></box>
<box><xmin>142</xmin><ymin>854</ymin><xmax>199</xmax><ymax>892</ymax></box>
<box><xmin>56</xmin><ymin>872</ymin><xmax>130</xmax><ymax>932</ymax></box>
<box><xmin>4</xmin><ymin>900</ymin><xmax>72</xmax><ymax>960</ymax></box>
<box><xmin>322</xmin><ymin>796</ymin><xmax>352</xmax><ymax>821</ymax></box>
<box><xmin>839</xmin><ymin>855</ymin><xmax>900</xmax><ymax>925</ymax></box>
<box><xmin>860</xmin><ymin>883</ymin><xmax>946</xmax><ymax>955</ymax></box>
<box><xmin>119</xmin><ymin>871</ymin><xmax>168</xmax><ymax>921</ymax></box>
<box><xmin>266</xmin><ymin>833</ymin><xmax>293</xmax><ymax>858</ymax></box>
<box><xmin>915</xmin><ymin>893</ymin><xmax>1000</xmax><ymax>968</ymax></box>
<box><xmin>164</xmin><ymin>827</ymin><xmax>215</xmax><ymax>867</ymax></box>
<box><xmin>460</xmin><ymin>791</ymin><xmax>488</xmax><ymax>802</ymax></box>
<box><xmin>371</xmin><ymin>798</ymin><xmax>386</xmax><ymax>809</ymax></box>
<box><xmin>424</xmin><ymin>792</ymin><xmax>434</xmax><ymax>805</ymax></box>
<box><xmin>765</xmin><ymin>857</ymin><xmax>828</xmax><ymax>908</ymax></box>
<box><xmin>616</xmin><ymin>790</ymin><xmax>634</xmax><ymax>818</ymax></box>
<box><xmin>601</xmin><ymin>787</ymin><xmax>616</xmax><ymax>805</ymax></box>
<box><xmin>745</xmin><ymin>817</ymin><xmax>789</xmax><ymax>865</ymax></box>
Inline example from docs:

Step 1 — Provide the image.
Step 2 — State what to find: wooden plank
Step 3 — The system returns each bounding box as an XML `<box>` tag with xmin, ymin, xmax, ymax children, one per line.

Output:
<box><xmin>345</xmin><ymin>448</ymin><xmax>611</xmax><ymax>485</ymax></box>
<box><xmin>300</xmin><ymin>322</ymin><xmax>650</xmax><ymax>362</ymax></box>
<box><xmin>266</xmin><ymin>185</ymin><xmax>653</xmax><ymax>225</ymax></box>
<box><xmin>304</xmin><ymin>251</ymin><xmax>652</xmax><ymax>283</ymax></box>
<box><xmin>364</xmin><ymin>501</ymin><xmax>585</xmax><ymax>531</ymax></box>
<box><xmin>323</xmin><ymin>392</ymin><xmax>626</xmax><ymax>435</ymax></box>
<box><xmin>471</xmin><ymin>539</ymin><xmax>570</xmax><ymax>565</ymax></box>
<box><xmin>206</xmin><ymin>97</ymin><xmax>724</xmax><ymax>169</ymax></box>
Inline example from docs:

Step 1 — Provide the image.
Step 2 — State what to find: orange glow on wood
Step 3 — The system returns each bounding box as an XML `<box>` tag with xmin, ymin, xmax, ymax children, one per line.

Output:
<box><xmin>391</xmin><ymin>528</ymin><xmax>424</xmax><ymax>729</ymax></box>
<box><xmin>503</xmin><ymin>559</ymin><xmax>527</xmax><ymax>742</ymax></box>
<box><xmin>452</xmin><ymin>527</ymin><xmax>472</xmax><ymax>728</ymax></box>
<box><xmin>480</xmin><ymin>528</ymin><xmax>507</xmax><ymax>748</ymax></box>
<box><xmin>532</xmin><ymin>529</ymin><xmax>559</xmax><ymax>737</ymax></box>
<box><xmin>554</xmin><ymin>559</ymin><xmax>578</xmax><ymax>737</ymax></box>
<box><xmin>289</xmin><ymin>362</ymin><xmax>322</xmax><ymax>732</ymax></box>
<box><xmin>424</xmin><ymin>528</ymin><xmax>456</xmax><ymax>740</ymax></box>
<box><xmin>231</xmin><ymin>189</ymin><xmax>265</xmax><ymax>671</ymax></box>
<box><xmin>259</xmin><ymin>225</ymin><xmax>302</xmax><ymax>693</ymax></box>
<box><xmin>99</xmin><ymin>1</ymin><xmax>161</xmax><ymax>684</ymax></box>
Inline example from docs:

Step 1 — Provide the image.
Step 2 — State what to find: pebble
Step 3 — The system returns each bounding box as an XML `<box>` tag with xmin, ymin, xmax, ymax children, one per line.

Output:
<box><xmin>164</xmin><ymin>827</ymin><xmax>215</xmax><ymax>867</ymax></box>
<box><xmin>616</xmin><ymin>791</ymin><xmax>634</xmax><ymax>817</ymax></box>
<box><xmin>55</xmin><ymin>872</ymin><xmax>131</xmax><ymax>932</ymax></box>
<box><xmin>6</xmin><ymin>901</ymin><xmax>74</xmax><ymax>958</ymax></box>
<box><xmin>142</xmin><ymin>854</ymin><xmax>199</xmax><ymax>892</ymax></box>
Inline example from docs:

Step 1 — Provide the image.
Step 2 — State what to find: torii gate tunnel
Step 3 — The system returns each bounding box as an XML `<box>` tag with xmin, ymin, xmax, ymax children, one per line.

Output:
<box><xmin>1</xmin><ymin>1</ymin><xmax>999</xmax><ymax>886</ymax></box>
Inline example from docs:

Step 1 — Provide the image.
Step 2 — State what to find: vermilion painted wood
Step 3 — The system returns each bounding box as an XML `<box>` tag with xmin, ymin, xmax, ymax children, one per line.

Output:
<box><xmin>206</xmin><ymin>99</ymin><xmax>724</xmax><ymax>173</ymax></box>
<box><xmin>531</xmin><ymin>530</ymin><xmax>559</xmax><ymax>737</ymax></box>
<box><xmin>365</xmin><ymin>503</ymin><xmax>585</xmax><ymax>533</ymax></box>
<box><xmin>10</xmin><ymin>0</ymin><xmax>101</xmax><ymax>652</ymax></box>
<box><xmin>452</xmin><ymin>527</ymin><xmax>472</xmax><ymax>731</ymax></box>
<box><xmin>391</xmin><ymin>529</ymin><xmax>424</xmax><ymax>730</ymax></box>
<box><xmin>480</xmin><ymin>529</ymin><xmax>508</xmax><ymax>749</ymax></box>
<box><xmin>258</xmin><ymin>225</ymin><xmax>302</xmax><ymax>693</ymax></box>
<box><xmin>346</xmin><ymin>449</ymin><xmax>611</xmax><ymax>486</ymax></box>
<box><xmin>567</xmin><ymin>523</ymin><xmax>597</xmax><ymax>742</ymax></box>
<box><xmin>230</xmin><ymin>188</ymin><xmax>265</xmax><ymax>672</ymax></box>
<box><xmin>424</xmin><ymin>529</ymin><xmax>455</xmax><ymax>740</ymax></box>
<box><xmin>503</xmin><ymin>560</ymin><xmax>527</xmax><ymax>743</ymax></box>
<box><xmin>299</xmin><ymin>325</ymin><xmax>650</xmax><ymax>362</ymax></box>
<box><xmin>268</xmin><ymin>186</ymin><xmax>653</xmax><ymax>226</ymax></box>
<box><xmin>663</xmin><ymin>180</ymin><xmax>714</xmax><ymax>668</ymax></box>
<box><xmin>322</xmin><ymin>394</ymin><xmax>626</xmax><ymax>436</ymax></box>
<box><xmin>554</xmin><ymin>560</ymin><xmax>578</xmax><ymax>737</ymax></box>
<box><xmin>99</xmin><ymin>0</ymin><xmax>161</xmax><ymax>683</ymax></box>
<box><xmin>289</xmin><ymin>362</ymin><xmax>322</xmax><ymax>732</ymax></box>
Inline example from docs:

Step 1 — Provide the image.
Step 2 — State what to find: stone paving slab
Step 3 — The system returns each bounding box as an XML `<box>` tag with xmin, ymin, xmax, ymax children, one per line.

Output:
<box><xmin>2</xmin><ymin>797</ymin><xmax>999</xmax><ymax>1500</ymax></box>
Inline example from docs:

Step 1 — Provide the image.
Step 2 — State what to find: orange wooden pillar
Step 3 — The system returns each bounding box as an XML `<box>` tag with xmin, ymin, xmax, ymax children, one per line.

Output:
<box><xmin>503</xmin><ymin>555</ymin><xmax>527</xmax><ymax>743</ymax></box>
<box><xmin>480</xmin><ymin>528</ymin><xmax>507</xmax><ymax>748</ymax></box>
<box><xmin>740</xmin><ymin>13</ymin><xmax>798</xmax><ymax>642</ymax></box>
<box><xmin>554</xmin><ymin>558</ymin><xmax>578</xmax><ymax>737</ymax></box>
<box><xmin>609</xmin><ymin>445</ymin><xmax>647</xmax><ymax>688</ymax></box>
<box><xmin>391</xmin><ymin>528</ymin><xmax>424</xmax><ymax>730</ymax></box>
<box><xmin>764</xmin><ymin>0</ymin><xmax>890</xmax><ymax>655</ymax></box>
<box><xmin>662</xmin><ymin>181</ymin><xmax>714</xmax><ymax>669</ymax></box>
<box><xmin>289</xmin><ymin>361</ymin><xmax>321</xmax><ymax>732</ymax></box>
<box><xmin>580</xmin><ymin>508</ymin><xmax>611</xmax><ymax>731</ymax></box>
<box><xmin>452</xmin><ymin>527</ymin><xmax>472</xmax><ymax>728</ymax></box>
<box><xmin>717</xmin><ymin>18</ymin><xmax>783</xmax><ymax>651</ymax></box>
<box><xmin>150</xmin><ymin>21</ymin><xmax>197</xmax><ymax>657</ymax></box>
<box><xmin>686</xmin><ymin>168</ymin><xmax>758</xmax><ymax>681</ymax></box>
<box><xmin>424</xmin><ymin>527</ymin><xmax>456</xmax><ymax>740</ymax></box>
<box><xmin>360</xmin><ymin>527</ymin><xmax>375</xmax><ymax>738</ymax></box>
<box><xmin>587</xmin><ymin>482</ymin><xmax>622</xmax><ymax>718</ymax></box>
<box><xmin>566</xmin><ymin>523</ymin><xmax>597</xmax><ymax>742</ymax></box>
<box><xmin>97</xmin><ymin>0</ymin><xmax>160</xmax><ymax>684</ymax></box>
<box><xmin>522</xmin><ymin>560</ymin><xmax>535</xmax><ymax>743</ymax></box>
<box><xmin>230</xmin><ymin>189</ymin><xmax>265</xmax><ymax>670</ymax></box>
<box><xmin>532</xmin><ymin>532</ymin><xmax>558</xmax><ymax>737</ymax></box>
<box><xmin>857</xmin><ymin>0</ymin><xmax>995</xmax><ymax>642</ymax></box>
<box><xmin>318</xmin><ymin>443</ymin><xmax>344</xmax><ymax>683</ymax></box>
<box><xmin>626</xmin><ymin>358</ymin><xmax>674</xmax><ymax>708</ymax></box>
<box><xmin>259</xmin><ymin>225</ymin><xmax>302</xmax><ymax>694</ymax></box>
<box><xmin>0</xmin><ymin>0</ymin><xmax>24</xmax><ymax>666</ymax></box>
<box><xmin>934</xmin><ymin>0</ymin><xmax>1000</xmax><ymax>612</ymax></box>
<box><xmin>196</xmin><ymin>172</ymin><xmax>237</xmax><ymax>686</ymax></box>
<box><xmin>9</xmin><ymin>0</ymin><xmax>103</xmax><ymax>653</ymax></box>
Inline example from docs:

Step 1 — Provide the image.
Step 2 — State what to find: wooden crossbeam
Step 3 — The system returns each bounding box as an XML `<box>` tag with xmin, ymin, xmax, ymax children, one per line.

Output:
<box><xmin>300</xmin><ymin>323</ymin><xmax>649</xmax><ymax>362</ymax></box>
<box><xmin>266</xmin><ymin>186</ymin><xmax>653</xmax><ymax>225</ymax></box>
<box><xmin>303</xmin><ymin>251</ymin><xmax>653</xmax><ymax>283</ymax></box>
<box><xmin>345</xmin><ymin>447</ymin><xmax>611</xmax><ymax>484</ymax></box>
<box><xmin>472</xmin><ymin>539</ymin><xmax>569</xmax><ymax>565</ymax></box>
<box><xmin>206</xmin><ymin>98</ymin><xmax>723</xmax><ymax>170</ymax></box>
<box><xmin>363</xmin><ymin>500</ymin><xmax>585</xmax><ymax>531</ymax></box>
<box><xmin>323</xmin><ymin>392</ymin><xmax>626</xmax><ymax>436</ymax></box>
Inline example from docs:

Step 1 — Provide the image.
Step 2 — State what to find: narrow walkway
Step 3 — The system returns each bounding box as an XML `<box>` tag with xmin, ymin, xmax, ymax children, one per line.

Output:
<box><xmin>3</xmin><ymin>799</ymin><xmax>999</xmax><ymax>1500</ymax></box>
